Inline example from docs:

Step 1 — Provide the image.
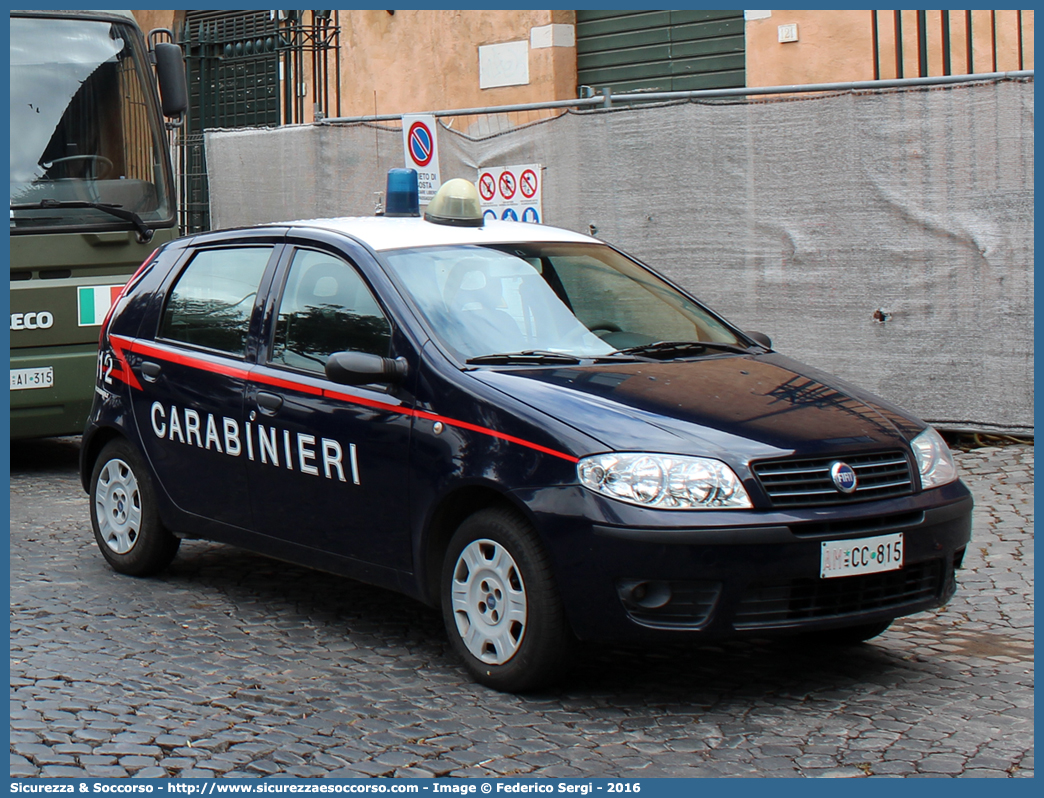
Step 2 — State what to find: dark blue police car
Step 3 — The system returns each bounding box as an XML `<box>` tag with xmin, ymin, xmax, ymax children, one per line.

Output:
<box><xmin>81</xmin><ymin>175</ymin><xmax>973</xmax><ymax>692</ymax></box>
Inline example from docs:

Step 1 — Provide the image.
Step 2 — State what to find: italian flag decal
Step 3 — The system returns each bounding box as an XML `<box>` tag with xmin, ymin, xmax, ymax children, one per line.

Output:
<box><xmin>78</xmin><ymin>285</ymin><xmax>124</xmax><ymax>326</ymax></box>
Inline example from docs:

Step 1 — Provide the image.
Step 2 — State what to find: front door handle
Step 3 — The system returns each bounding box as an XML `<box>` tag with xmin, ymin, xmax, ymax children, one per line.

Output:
<box><xmin>256</xmin><ymin>391</ymin><xmax>284</xmax><ymax>412</ymax></box>
<box><xmin>140</xmin><ymin>361</ymin><xmax>162</xmax><ymax>381</ymax></box>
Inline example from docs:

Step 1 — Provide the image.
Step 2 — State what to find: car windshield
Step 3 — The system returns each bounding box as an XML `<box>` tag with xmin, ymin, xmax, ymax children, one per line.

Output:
<box><xmin>380</xmin><ymin>242</ymin><xmax>743</xmax><ymax>362</ymax></box>
<box><xmin>9</xmin><ymin>16</ymin><xmax>173</xmax><ymax>230</ymax></box>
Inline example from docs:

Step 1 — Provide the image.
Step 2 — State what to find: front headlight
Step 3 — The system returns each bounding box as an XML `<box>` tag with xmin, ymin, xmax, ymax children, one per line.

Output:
<box><xmin>577</xmin><ymin>452</ymin><xmax>752</xmax><ymax>510</ymax></box>
<box><xmin>910</xmin><ymin>427</ymin><xmax>958</xmax><ymax>489</ymax></box>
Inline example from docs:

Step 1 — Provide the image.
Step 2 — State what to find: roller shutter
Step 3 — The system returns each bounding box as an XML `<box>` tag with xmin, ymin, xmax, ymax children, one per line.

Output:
<box><xmin>576</xmin><ymin>10</ymin><xmax>745</xmax><ymax>94</ymax></box>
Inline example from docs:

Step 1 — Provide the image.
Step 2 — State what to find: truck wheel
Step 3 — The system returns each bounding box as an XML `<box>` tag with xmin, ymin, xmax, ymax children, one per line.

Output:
<box><xmin>89</xmin><ymin>439</ymin><xmax>179</xmax><ymax>576</ymax></box>
<box><xmin>441</xmin><ymin>507</ymin><xmax>574</xmax><ymax>692</ymax></box>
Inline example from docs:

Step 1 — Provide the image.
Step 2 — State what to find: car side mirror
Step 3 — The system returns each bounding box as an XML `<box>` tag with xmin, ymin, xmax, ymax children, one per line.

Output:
<box><xmin>745</xmin><ymin>331</ymin><xmax>772</xmax><ymax>350</ymax></box>
<box><xmin>325</xmin><ymin>351</ymin><xmax>408</xmax><ymax>386</ymax></box>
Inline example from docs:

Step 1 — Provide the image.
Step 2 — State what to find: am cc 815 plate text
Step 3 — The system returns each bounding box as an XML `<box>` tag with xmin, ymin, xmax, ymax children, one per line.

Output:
<box><xmin>821</xmin><ymin>532</ymin><xmax>904</xmax><ymax>579</ymax></box>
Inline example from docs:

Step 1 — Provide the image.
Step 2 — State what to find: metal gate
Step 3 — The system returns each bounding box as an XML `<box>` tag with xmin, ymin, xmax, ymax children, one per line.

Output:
<box><xmin>871</xmin><ymin>10</ymin><xmax>1031</xmax><ymax>79</ymax></box>
<box><xmin>175</xmin><ymin>10</ymin><xmax>341</xmax><ymax>233</ymax></box>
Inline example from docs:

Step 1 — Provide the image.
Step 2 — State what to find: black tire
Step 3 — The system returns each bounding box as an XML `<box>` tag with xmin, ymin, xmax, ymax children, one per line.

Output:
<box><xmin>441</xmin><ymin>507</ymin><xmax>574</xmax><ymax>692</ymax></box>
<box><xmin>804</xmin><ymin>619</ymin><xmax>893</xmax><ymax>645</ymax></box>
<box><xmin>89</xmin><ymin>438</ymin><xmax>180</xmax><ymax>576</ymax></box>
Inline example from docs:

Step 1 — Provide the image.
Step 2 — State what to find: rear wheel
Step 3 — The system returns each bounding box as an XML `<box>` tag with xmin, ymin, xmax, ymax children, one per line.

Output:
<box><xmin>441</xmin><ymin>507</ymin><xmax>574</xmax><ymax>692</ymax></box>
<box><xmin>89</xmin><ymin>439</ymin><xmax>179</xmax><ymax>576</ymax></box>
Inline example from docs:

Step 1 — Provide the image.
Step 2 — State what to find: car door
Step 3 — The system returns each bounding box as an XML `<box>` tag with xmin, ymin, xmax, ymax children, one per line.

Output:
<box><xmin>245</xmin><ymin>242</ymin><xmax>414</xmax><ymax>570</ymax></box>
<box><xmin>130</xmin><ymin>241</ymin><xmax>279</xmax><ymax>527</ymax></box>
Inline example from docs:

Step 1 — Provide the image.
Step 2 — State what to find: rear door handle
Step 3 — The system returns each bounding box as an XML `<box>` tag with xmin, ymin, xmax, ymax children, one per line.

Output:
<box><xmin>140</xmin><ymin>361</ymin><xmax>162</xmax><ymax>381</ymax></box>
<box><xmin>256</xmin><ymin>391</ymin><xmax>284</xmax><ymax>412</ymax></box>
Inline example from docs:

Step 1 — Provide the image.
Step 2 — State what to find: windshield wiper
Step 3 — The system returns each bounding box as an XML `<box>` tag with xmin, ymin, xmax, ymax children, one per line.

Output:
<box><xmin>466</xmin><ymin>350</ymin><xmax>583</xmax><ymax>366</ymax></box>
<box><xmin>10</xmin><ymin>199</ymin><xmax>154</xmax><ymax>243</ymax></box>
<box><xmin>613</xmin><ymin>340</ymin><xmax>753</xmax><ymax>360</ymax></box>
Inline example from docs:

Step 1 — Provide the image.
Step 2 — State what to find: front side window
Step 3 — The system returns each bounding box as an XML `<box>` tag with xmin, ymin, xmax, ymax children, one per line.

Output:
<box><xmin>9</xmin><ymin>16</ymin><xmax>174</xmax><ymax>231</ymax></box>
<box><xmin>381</xmin><ymin>242</ymin><xmax>741</xmax><ymax>361</ymax></box>
<box><xmin>270</xmin><ymin>250</ymin><xmax>392</xmax><ymax>374</ymax></box>
<box><xmin>159</xmin><ymin>248</ymin><xmax>273</xmax><ymax>356</ymax></box>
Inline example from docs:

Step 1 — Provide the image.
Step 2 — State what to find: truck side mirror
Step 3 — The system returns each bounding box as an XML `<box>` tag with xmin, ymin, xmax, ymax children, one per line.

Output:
<box><xmin>153</xmin><ymin>42</ymin><xmax>188</xmax><ymax>120</ymax></box>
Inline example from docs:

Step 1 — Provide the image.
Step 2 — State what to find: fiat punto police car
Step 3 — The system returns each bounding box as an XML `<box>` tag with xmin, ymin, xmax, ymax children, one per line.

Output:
<box><xmin>81</xmin><ymin>174</ymin><xmax>972</xmax><ymax>691</ymax></box>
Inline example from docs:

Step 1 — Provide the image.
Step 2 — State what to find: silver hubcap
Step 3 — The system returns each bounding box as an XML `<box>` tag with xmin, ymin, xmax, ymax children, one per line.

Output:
<box><xmin>450</xmin><ymin>539</ymin><xmax>527</xmax><ymax>665</ymax></box>
<box><xmin>95</xmin><ymin>458</ymin><xmax>142</xmax><ymax>554</ymax></box>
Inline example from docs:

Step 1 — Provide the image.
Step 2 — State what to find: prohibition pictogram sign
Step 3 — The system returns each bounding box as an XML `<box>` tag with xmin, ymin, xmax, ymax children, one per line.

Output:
<box><xmin>407</xmin><ymin>121</ymin><xmax>434</xmax><ymax>167</ymax></box>
<box><xmin>520</xmin><ymin>169</ymin><xmax>538</xmax><ymax>199</ymax></box>
<box><xmin>478</xmin><ymin>172</ymin><xmax>496</xmax><ymax>201</ymax></box>
<box><xmin>498</xmin><ymin>171</ymin><xmax>517</xmax><ymax>200</ymax></box>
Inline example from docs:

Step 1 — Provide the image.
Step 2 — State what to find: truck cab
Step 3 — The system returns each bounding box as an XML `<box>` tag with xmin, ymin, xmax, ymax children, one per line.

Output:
<box><xmin>9</xmin><ymin>9</ymin><xmax>186</xmax><ymax>438</ymax></box>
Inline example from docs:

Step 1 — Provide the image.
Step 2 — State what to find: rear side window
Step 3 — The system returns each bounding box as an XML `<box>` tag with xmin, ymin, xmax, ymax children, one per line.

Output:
<box><xmin>270</xmin><ymin>249</ymin><xmax>392</xmax><ymax>374</ymax></box>
<box><xmin>159</xmin><ymin>247</ymin><xmax>273</xmax><ymax>356</ymax></box>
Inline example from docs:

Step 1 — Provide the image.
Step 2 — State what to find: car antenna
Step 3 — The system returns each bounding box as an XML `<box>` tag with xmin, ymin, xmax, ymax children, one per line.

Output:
<box><xmin>373</xmin><ymin>90</ymin><xmax>384</xmax><ymax>215</ymax></box>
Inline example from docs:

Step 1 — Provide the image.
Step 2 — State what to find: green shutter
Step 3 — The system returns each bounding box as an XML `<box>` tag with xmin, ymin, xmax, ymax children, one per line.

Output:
<box><xmin>576</xmin><ymin>9</ymin><xmax>745</xmax><ymax>94</ymax></box>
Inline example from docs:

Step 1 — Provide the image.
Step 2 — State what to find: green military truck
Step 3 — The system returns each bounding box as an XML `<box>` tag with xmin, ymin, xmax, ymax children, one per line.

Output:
<box><xmin>10</xmin><ymin>9</ymin><xmax>186</xmax><ymax>438</ymax></box>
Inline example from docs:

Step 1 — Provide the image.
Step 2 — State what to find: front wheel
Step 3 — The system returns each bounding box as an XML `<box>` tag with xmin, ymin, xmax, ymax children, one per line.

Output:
<box><xmin>89</xmin><ymin>439</ymin><xmax>180</xmax><ymax>576</ymax></box>
<box><xmin>441</xmin><ymin>507</ymin><xmax>574</xmax><ymax>692</ymax></box>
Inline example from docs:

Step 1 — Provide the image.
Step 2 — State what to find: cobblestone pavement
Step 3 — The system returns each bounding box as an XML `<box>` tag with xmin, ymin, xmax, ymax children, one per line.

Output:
<box><xmin>10</xmin><ymin>438</ymin><xmax>1033</xmax><ymax>779</ymax></box>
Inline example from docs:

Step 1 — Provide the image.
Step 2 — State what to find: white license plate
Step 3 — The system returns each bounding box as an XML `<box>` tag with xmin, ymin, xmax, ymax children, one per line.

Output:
<box><xmin>820</xmin><ymin>533</ymin><xmax>904</xmax><ymax>579</ymax></box>
<box><xmin>10</xmin><ymin>366</ymin><xmax>54</xmax><ymax>391</ymax></box>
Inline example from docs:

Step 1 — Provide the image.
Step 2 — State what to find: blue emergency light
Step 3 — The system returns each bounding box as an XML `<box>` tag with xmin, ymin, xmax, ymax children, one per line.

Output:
<box><xmin>384</xmin><ymin>168</ymin><xmax>420</xmax><ymax>217</ymax></box>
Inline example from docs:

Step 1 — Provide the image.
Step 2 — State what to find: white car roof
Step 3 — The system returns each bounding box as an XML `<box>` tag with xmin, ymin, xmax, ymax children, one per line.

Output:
<box><xmin>275</xmin><ymin>217</ymin><xmax>598</xmax><ymax>252</ymax></box>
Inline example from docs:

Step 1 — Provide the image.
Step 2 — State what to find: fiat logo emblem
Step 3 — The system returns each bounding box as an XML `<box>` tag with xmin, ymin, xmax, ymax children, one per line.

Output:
<box><xmin>830</xmin><ymin>462</ymin><xmax>858</xmax><ymax>494</ymax></box>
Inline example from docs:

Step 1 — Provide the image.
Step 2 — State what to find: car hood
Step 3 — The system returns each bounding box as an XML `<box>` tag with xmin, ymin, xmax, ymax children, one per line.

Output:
<box><xmin>468</xmin><ymin>353</ymin><xmax>926</xmax><ymax>464</ymax></box>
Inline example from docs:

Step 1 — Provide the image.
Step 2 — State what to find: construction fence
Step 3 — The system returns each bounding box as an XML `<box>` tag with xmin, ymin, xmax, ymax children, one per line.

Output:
<box><xmin>205</xmin><ymin>76</ymin><xmax>1034</xmax><ymax>435</ymax></box>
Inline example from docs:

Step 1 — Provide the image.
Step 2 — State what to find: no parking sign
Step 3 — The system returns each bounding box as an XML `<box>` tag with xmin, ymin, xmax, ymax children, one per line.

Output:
<box><xmin>477</xmin><ymin>163</ymin><xmax>543</xmax><ymax>224</ymax></box>
<box><xmin>402</xmin><ymin>114</ymin><xmax>441</xmax><ymax>203</ymax></box>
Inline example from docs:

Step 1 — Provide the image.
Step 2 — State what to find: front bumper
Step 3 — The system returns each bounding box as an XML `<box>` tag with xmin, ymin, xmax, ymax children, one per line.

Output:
<box><xmin>523</xmin><ymin>480</ymin><xmax>973</xmax><ymax>644</ymax></box>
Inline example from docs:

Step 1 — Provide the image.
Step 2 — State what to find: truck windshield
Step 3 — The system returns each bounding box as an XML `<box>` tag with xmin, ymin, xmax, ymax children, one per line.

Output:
<box><xmin>9</xmin><ymin>16</ymin><xmax>174</xmax><ymax>231</ymax></box>
<box><xmin>382</xmin><ymin>242</ymin><xmax>745</xmax><ymax>362</ymax></box>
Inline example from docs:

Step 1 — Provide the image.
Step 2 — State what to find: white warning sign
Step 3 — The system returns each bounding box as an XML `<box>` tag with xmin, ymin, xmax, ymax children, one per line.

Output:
<box><xmin>477</xmin><ymin>164</ymin><xmax>543</xmax><ymax>224</ymax></box>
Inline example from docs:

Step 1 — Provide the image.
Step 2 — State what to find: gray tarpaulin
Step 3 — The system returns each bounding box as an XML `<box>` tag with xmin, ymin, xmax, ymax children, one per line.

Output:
<box><xmin>206</xmin><ymin>78</ymin><xmax>1034</xmax><ymax>434</ymax></box>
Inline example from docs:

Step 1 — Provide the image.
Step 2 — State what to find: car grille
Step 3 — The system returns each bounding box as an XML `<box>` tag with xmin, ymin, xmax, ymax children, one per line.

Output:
<box><xmin>751</xmin><ymin>450</ymin><xmax>914</xmax><ymax>507</ymax></box>
<box><xmin>733</xmin><ymin>559</ymin><xmax>943</xmax><ymax>628</ymax></box>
